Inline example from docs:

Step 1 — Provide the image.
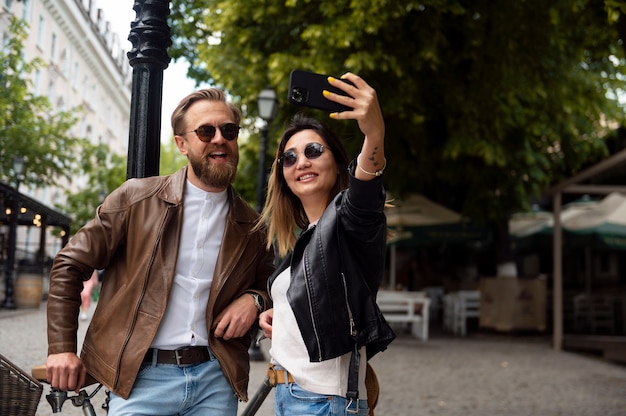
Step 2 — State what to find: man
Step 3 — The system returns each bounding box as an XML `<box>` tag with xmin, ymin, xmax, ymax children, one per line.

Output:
<box><xmin>46</xmin><ymin>88</ymin><xmax>275</xmax><ymax>415</ymax></box>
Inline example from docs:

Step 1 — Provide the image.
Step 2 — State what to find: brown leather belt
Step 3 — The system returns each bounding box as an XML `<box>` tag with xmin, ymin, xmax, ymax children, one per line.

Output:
<box><xmin>267</xmin><ymin>364</ymin><xmax>295</xmax><ymax>386</ymax></box>
<box><xmin>144</xmin><ymin>347</ymin><xmax>210</xmax><ymax>366</ymax></box>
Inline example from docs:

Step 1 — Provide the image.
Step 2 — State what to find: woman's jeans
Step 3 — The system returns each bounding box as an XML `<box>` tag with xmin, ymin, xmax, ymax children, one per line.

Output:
<box><xmin>274</xmin><ymin>382</ymin><xmax>369</xmax><ymax>416</ymax></box>
<box><xmin>107</xmin><ymin>352</ymin><xmax>237</xmax><ymax>416</ymax></box>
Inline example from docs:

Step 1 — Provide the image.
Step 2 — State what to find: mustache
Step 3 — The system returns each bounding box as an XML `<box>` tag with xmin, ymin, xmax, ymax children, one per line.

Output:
<box><xmin>203</xmin><ymin>144</ymin><xmax>232</xmax><ymax>158</ymax></box>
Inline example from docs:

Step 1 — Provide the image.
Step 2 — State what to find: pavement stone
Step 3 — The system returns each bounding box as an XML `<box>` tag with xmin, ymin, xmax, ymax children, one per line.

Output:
<box><xmin>1</xmin><ymin>302</ymin><xmax>625</xmax><ymax>415</ymax></box>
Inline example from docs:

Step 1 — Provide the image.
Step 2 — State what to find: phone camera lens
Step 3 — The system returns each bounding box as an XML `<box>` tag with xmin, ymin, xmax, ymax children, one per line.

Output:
<box><xmin>291</xmin><ymin>87</ymin><xmax>308</xmax><ymax>103</ymax></box>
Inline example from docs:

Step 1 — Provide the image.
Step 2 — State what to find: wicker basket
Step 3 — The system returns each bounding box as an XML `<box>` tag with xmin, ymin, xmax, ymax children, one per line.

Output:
<box><xmin>0</xmin><ymin>353</ymin><xmax>43</xmax><ymax>416</ymax></box>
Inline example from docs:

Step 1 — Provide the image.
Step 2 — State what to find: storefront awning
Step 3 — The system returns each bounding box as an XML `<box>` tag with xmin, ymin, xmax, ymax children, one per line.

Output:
<box><xmin>0</xmin><ymin>182</ymin><xmax>72</xmax><ymax>230</ymax></box>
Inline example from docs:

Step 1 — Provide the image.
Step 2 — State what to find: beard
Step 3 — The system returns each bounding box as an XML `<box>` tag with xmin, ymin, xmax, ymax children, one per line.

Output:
<box><xmin>189</xmin><ymin>146</ymin><xmax>238</xmax><ymax>189</ymax></box>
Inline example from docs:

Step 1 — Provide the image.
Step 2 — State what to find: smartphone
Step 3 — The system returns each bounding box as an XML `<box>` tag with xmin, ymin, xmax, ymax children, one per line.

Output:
<box><xmin>288</xmin><ymin>70</ymin><xmax>353</xmax><ymax>112</ymax></box>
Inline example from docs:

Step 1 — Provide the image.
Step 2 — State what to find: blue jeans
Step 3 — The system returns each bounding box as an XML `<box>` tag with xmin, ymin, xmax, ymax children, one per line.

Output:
<box><xmin>107</xmin><ymin>351</ymin><xmax>237</xmax><ymax>416</ymax></box>
<box><xmin>274</xmin><ymin>383</ymin><xmax>369</xmax><ymax>416</ymax></box>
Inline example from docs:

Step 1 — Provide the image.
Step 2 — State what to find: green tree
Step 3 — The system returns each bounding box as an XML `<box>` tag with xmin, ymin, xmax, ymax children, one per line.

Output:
<box><xmin>60</xmin><ymin>142</ymin><xmax>126</xmax><ymax>234</ymax></box>
<box><xmin>62</xmin><ymin>137</ymin><xmax>187</xmax><ymax>234</ymax></box>
<box><xmin>168</xmin><ymin>0</ymin><xmax>626</xmax><ymax>267</ymax></box>
<box><xmin>0</xmin><ymin>17</ymin><xmax>82</xmax><ymax>188</ymax></box>
<box><xmin>160</xmin><ymin>134</ymin><xmax>188</xmax><ymax>175</ymax></box>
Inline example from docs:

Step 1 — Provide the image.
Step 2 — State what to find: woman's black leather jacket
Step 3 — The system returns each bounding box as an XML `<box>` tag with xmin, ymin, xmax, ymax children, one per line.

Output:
<box><xmin>268</xmin><ymin>161</ymin><xmax>396</xmax><ymax>363</ymax></box>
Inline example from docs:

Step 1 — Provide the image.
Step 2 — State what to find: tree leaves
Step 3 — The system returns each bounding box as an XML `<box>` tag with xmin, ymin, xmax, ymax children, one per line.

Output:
<box><xmin>0</xmin><ymin>17</ymin><xmax>82</xmax><ymax>189</ymax></box>
<box><xmin>168</xmin><ymin>0</ymin><xmax>626</xmax><ymax>224</ymax></box>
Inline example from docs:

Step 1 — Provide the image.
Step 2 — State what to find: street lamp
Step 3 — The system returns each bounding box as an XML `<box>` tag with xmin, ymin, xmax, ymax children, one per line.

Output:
<box><xmin>13</xmin><ymin>156</ymin><xmax>25</xmax><ymax>190</ymax></box>
<box><xmin>255</xmin><ymin>87</ymin><xmax>279</xmax><ymax>212</ymax></box>
<box><xmin>249</xmin><ymin>87</ymin><xmax>279</xmax><ymax>361</ymax></box>
<box><xmin>2</xmin><ymin>156</ymin><xmax>26</xmax><ymax>309</ymax></box>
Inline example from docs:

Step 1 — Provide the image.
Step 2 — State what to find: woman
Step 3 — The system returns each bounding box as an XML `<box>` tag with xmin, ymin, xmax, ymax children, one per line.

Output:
<box><xmin>258</xmin><ymin>72</ymin><xmax>395</xmax><ymax>415</ymax></box>
<box><xmin>79</xmin><ymin>269</ymin><xmax>99</xmax><ymax>321</ymax></box>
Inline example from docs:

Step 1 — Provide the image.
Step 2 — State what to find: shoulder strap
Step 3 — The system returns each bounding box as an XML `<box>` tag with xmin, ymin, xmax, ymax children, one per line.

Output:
<box><xmin>346</xmin><ymin>341</ymin><xmax>361</xmax><ymax>401</ymax></box>
<box><xmin>336</xmin><ymin>222</ymin><xmax>362</xmax><ymax>401</ymax></box>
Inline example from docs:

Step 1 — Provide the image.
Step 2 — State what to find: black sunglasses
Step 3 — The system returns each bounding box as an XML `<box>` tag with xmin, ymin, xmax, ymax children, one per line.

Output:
<box><xmin>278</xmin><ymin>142</ymin><xmax>325</xmax><ymax>168</ymax></box>
<box><xmin>178</xmin><ymin>123</ymin><xmax>240</xmax><ymax>141</ymax></box>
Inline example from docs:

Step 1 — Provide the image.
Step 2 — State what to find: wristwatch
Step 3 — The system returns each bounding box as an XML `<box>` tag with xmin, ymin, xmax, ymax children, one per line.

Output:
<box><xmin>247</xmin><ymin>292</ymin><xmax>264</xmax><ymax>312</ymax></box>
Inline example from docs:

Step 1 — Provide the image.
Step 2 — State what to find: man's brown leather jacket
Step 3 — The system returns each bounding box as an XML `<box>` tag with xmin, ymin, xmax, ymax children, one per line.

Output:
<box><xmin>47</xmin><ymin>167</ymin><xmax>274</xmax><ymax>400</ymax></box>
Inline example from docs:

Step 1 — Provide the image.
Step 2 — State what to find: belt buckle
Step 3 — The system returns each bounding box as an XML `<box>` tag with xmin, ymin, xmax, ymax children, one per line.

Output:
<box><xmin>345</xmin><ymin>398</ymin><xmax>360</xmax><ymax>414</ymax></box>
<box><xmin>174</xmin><ymin>349</ymin><xmax>184</xmax><ymax>366</ymax></box>
<box><xmin>268</xmin><ymin>365</ymin><xmax>278</xmax><ymax>386</ymax></box>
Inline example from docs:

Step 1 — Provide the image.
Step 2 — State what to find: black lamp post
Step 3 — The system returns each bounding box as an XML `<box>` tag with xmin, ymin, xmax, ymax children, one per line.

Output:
<box><xmin>255</xmin><ymin>87</ymin><xmax>279</xmax><ymax>212</ymax></box>
<box><xmin>248</xmin><ymin>87</ymin><xmax>278</xmax><ymax>362</ymax></box>
<box><xmin>13</xmin><ymin>156</ymin><xmax>24</xmax><ymax>190</ymax></box>
<box><xmin>126</xmin><ymin>0</ymin><xmax>171</xmax><ymax>180</ymax></box>
<box><xmin>2</xmin><ymin>156</ymin><xmax>25</xmax><ymax>309</ymax></box>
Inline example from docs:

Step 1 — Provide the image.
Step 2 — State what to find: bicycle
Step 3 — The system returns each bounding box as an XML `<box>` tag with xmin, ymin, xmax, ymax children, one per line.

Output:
<box><xmin>31</xmin><ymin>364</ymin><xmax>107</xmax><ymax>415</ymax></box>
<box><xmin>0</xmin><ymin>353</ymin><xmax>106</xmax><ymax>415</ymax></box>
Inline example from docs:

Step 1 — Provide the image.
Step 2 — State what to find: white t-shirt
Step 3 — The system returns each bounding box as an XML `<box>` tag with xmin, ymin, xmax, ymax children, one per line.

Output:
<box><xmin>269</xmin><ymin>266</ymin><xmax>367</xmax><ymax>397</ymax></box>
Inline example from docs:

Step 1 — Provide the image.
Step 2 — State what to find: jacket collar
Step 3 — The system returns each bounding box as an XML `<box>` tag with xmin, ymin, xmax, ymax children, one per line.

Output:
<box><xmin>156</xmin><ymin>166</ymin><xmax>257</xmax><ymax>224</ymax></box>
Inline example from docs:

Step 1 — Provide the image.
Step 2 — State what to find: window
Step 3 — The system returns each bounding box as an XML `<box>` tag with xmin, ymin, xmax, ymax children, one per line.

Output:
<box><xmin>36</xmin><ymin>15</ymin><xmax>45</xmax><ymax>49</ymax></box>
<box><xmin>82</xmin><ymin>75</ymin><xmax>88</xmax><ymax>100</ymax></box>
<box><xmin>33</xmin><ymin>70</ymin><xmax>41</xmax><ymax>95</ymax></box>
<box><xmin>71</xmin><ymin>61</ymin><xmax>79</xmax><ymax>88</ymax></box>
<box><xmin>91</xmin><ymin>85</ymin><xmax>98</xmax><ymax>113</ymax></box>
<box><xmin>47</xmin><ymin>80</ymin><xmax>55</xmax><ymax>104</ymax></box>
<box><xmin>21</xmin><ymin>0</ymin><xmax>31</xmax><ymax>23</ymax></box>
<box><xmin>60</xmin><ymin>49</ymin><xmax>69</xmax><ymax>77</ymax></box>
<box><xmin>50</xmin><ymin>33</ymin><xmax>57</xmax><ymax>62</ymax></box>
<box><xmin>1</xmin><ymin>30</ymin><xmax>8</xmax><ymax>52</ymax></box>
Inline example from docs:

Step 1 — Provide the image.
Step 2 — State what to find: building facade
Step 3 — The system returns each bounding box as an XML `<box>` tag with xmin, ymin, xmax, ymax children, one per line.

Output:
<box><xmin>0</xmin><ymin>0</ymin><xmax>132</xmax><ymax>259</ymax></box>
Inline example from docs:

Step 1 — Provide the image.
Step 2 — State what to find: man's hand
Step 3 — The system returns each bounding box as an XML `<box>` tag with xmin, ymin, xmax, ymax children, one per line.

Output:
<box><xmin>46</xmin><ymin>352</ymin><xmax>87</xmax><ymax>393</ymax></box>
<box><xmin>212</xmin><ymin>294</ymin><xmax>258</xmax><ymax>340</ymax></box>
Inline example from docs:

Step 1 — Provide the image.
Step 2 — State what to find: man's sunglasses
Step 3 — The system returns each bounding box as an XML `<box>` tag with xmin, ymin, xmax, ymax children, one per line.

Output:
<box><xmin>178</xmin><ymin>123</ymin><xmax>240</xmax><ymax>141</ymax></box>
<box><xmin>278</xmin><ymin>142</ymin><xmax>325</xmax><ymax>168</ymax></box>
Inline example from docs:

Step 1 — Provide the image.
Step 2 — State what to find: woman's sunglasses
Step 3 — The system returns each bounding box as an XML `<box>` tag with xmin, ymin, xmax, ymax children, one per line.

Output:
<box><xmin>178</xmin><ymin>123</ymin><xmax>240</xmax><ymax>141</ymax></box>
<box><xmin>278</xmin><ymin>142</ymin><xmax>325</xmax><ymax>168</ymax></box>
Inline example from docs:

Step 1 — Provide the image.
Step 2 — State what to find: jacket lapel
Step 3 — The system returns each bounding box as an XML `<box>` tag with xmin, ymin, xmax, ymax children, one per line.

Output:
<box><xmin>210</xmin><ymin>187</ymin><xmax>258</xmax><ymax>299</ymax></box>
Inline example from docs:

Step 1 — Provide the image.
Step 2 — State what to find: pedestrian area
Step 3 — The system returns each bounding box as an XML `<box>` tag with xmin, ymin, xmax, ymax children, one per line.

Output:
<box><xmin>1</xmin><ymin>303</ymin><xmax>625</xmax><ymax>416</ymax></box>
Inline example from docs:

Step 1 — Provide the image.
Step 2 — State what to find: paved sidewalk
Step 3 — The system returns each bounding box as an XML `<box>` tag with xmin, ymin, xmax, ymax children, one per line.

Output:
<box><xmin>1</xmin><ymin>303</ymin><xmax>625</xmax><ymax>415</ymax></box>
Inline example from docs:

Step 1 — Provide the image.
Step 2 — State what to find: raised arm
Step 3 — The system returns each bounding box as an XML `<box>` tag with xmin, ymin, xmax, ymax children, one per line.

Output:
<box><xmin>324</xmin><ymin>72</ymin><xmax>386</xmax><ymax>181</ymax></box>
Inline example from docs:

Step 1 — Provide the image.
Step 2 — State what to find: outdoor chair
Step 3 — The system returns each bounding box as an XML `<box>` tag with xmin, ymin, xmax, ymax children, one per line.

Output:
<box><xmin>443</xmin><ymin>290</ymin><xmax>481</xmax><ymax>336</ymax></box>
<box><xmin>377</xmin><ymin>290</ymin><xmax>430</xmax><ymax>340</ymax></box>
<box><xmin>574</xmin><ymin>293</ymin><xmax>616</xmax><ymax>334</ymax></box>
<box><xmin>422</xmin><ymin>286</ymin><xmax>444</xmax><ymax>321</ymax></box>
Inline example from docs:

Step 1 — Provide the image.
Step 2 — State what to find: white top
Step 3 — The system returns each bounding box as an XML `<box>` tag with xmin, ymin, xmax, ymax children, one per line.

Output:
<box><xmin>151</xmin><ymin>180</ymin><xmax>228</xmax><ymax>349</ymax></box>
<box><xmin>270</xmin><ymin>266</ymin><xmax>367</xmax><ymax>397</ymax></box>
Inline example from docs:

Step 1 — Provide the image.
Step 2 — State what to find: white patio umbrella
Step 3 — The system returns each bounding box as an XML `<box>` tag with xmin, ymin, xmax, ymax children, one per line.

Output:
<box><xmin>385</xmin><ymin>194</ymin><xmax>463</xmax><ymax>288</ymax></box>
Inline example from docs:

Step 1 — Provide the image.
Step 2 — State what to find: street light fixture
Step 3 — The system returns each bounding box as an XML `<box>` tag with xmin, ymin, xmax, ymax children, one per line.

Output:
<box><xmin>13</xmin><ymin>156</ymin><xmax>25</xmax><ymax>190</ymax></box>
<box><xmin>255</xmin><ymin>87</ymin><xmax>279</xmax><ymax>212</ymax></box>
<box><xmin>2</xmin><ymin>156</ymin><xmax>26</xmax><ymax>309</ymax></box>
<box><xmin>257</xmin><ymin>87</ymin><xmax>279</xmax><ymax>122</ymax></box>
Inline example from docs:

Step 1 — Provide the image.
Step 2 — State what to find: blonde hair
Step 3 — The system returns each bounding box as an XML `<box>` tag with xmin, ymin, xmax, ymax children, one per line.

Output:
<box><xmin>171</xmin><ymin>88</ymin><xmax>242</xmax><ymax>135</ymax></box>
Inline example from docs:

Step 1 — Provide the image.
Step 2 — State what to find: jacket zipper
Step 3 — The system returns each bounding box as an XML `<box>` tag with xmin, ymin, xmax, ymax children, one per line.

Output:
<box><xmin>113</xmin><ymin>208</ymin><xmax>168</xmax><ymax>388</ymax></box>
<box><xmin>342</xmin><ymin>272</ymin><xmax>357</xmax><ymax>338</ymax></box>
<box><xmin>302</xmin><ymin>251</ymin><xmax>323</xmax><ymax>361</ymax></box>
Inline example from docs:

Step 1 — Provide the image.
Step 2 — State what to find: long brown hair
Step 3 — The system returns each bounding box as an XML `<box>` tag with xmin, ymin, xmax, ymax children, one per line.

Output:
<box><xmin>258</xmin><ymin>113</ymin><xmax>350</xmax><ymax>257</ymax></box>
